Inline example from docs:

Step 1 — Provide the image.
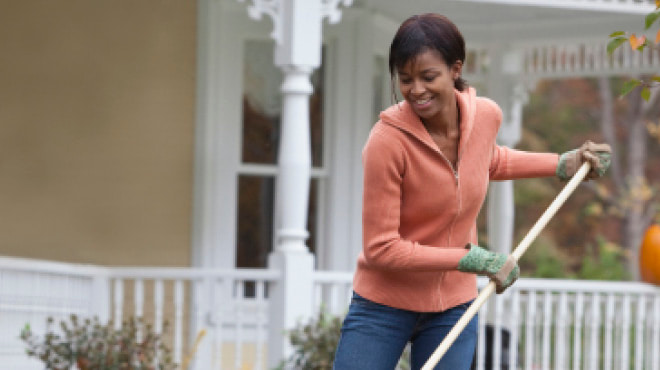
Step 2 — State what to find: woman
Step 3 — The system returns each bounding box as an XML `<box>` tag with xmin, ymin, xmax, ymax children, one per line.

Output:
<box><xmin>333</xmin><ymin>13</ymin><xmax>611</xmax><ymax>370</ymax></box>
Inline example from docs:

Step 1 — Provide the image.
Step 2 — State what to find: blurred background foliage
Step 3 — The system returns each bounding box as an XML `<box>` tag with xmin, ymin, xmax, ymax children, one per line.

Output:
<box><xmin>479</xmin><ymin>77</ymin><xmax>660</xmax><ymax>281</ymax></box>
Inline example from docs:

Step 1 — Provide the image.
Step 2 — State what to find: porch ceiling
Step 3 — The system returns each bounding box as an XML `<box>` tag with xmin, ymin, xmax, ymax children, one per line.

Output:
<box><xmin>355</xmin><ymin>0</ymin><xmax>652</xmax><ymax>43</ymax></box>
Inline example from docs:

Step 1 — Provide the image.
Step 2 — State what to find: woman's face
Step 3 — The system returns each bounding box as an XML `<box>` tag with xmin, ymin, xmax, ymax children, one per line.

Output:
<box><xmin>397</xmin><ymin>49</ymin><xmax>462</xmax><ymax>123</ymax></box>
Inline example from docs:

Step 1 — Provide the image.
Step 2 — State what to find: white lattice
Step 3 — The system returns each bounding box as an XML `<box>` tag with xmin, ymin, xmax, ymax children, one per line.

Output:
<box><xmin>521</xmin><ymin>40</ymin><xmax>660</xmax><ymax>79</ymax></box>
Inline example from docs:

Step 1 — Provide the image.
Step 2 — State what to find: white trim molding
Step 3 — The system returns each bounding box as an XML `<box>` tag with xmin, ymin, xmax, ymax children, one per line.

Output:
<box><xmin>458</xmin><ymin>0</ymin><xmax>657</xmax><ymax>14</ymax></box>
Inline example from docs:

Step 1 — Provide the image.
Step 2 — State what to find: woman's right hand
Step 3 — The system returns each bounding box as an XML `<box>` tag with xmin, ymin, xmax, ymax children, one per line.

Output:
<box><xmin>556</xmin><ymin>141</ymin><xmax>611</xmax><ymax>181</ymax></box>
<box><xmin>457</xmin><ymin>244</ymin><xmax>519</xmax><ymax>294</ymax></box>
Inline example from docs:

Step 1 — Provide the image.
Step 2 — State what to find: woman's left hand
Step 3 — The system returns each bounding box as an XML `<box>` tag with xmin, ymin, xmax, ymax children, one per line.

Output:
<box><xmin>556</xmin><ymin>140</ymin><xmax>611</xmax><ymax>181</ymax></box>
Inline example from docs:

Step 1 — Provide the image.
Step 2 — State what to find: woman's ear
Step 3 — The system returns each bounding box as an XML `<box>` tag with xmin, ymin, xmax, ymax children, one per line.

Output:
<box><xmin>452</xmin><ymin>61</ymin><xmax>463</xmax><ymax>80</ymax></box>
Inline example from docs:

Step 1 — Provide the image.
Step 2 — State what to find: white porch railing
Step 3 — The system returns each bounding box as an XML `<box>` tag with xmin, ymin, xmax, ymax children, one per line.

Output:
<box><xmin>1</xmin><ymin>256</ymin><xmax>659</xmax><ymax>370</ymax></box>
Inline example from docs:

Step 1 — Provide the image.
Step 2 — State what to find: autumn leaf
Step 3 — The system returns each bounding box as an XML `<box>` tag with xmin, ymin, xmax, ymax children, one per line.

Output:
<box><xmin>607</xmin><ymin>37</ymin><xmax>627</xmax><ymax>55</ymax></box>
<box><xmin>620</xmin><ymin>79</ymin><xmax>641</xmax><ymax>97</ymax></box>
<box><xmin>629</xmin><ymin>34</ymin><xmax>647</xmax><ymax>50</ymax></box>
<box><xmin>645</xmin><ymin>11</ymin><xmax>660</xmax><ymax>30</ymax></box>
<box><xmin>641</xmin><ymin>86</ymin><xmax>651</xmax><ymax>101</ymax></box>
<box><xmin>657</xmin><ymin>0</ymin><xmax>660</xmax><ymax>8</ymax></box>
<box><xmin>656</xmin><ymin>28</ymin><xmax>660</xmax><ymax>44</ymax></box>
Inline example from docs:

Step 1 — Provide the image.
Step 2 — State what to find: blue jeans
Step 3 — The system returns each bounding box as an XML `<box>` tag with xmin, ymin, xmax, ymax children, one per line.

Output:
<box><xmin>333</xmin><ymin>292</ymin><xmax>477</xmax><ymax>370</ymax></box>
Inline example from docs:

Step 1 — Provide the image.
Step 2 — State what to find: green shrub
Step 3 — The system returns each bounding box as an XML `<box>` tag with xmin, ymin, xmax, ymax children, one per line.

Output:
<box><xmin>578</xmin><ymin>237</ymin><xmax>630</xmax><ymax>281</ymax></box>
<box><xmin>277</xmin><ymin>308</ymin><xmax>410</xmax><ymax>370</ymax></box>
<box><xmin>20</xmin><ymin>314</ymin><xmax>176</xmax><ymax>370</ymax></box>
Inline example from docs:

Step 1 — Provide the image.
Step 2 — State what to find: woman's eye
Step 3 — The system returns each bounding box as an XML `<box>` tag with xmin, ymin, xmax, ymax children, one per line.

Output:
<box><xmin>400</xmin><ymin>79</ymin><xmax>412</xmax><ymax>84</ymax></box>
<box><xmin>423</xmin><ymin>75</ymin><xmax>436</xmax><ymax>82</ymax></box>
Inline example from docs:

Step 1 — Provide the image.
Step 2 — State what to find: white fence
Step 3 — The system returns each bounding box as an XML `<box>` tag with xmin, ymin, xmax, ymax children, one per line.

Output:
<box><xmin>1</xmin><ymin>256</ymin><xmax>659</xmax><ymax>370</ymax></box>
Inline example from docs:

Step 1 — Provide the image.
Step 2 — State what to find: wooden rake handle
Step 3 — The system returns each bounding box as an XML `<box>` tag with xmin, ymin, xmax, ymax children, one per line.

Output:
<box><xmin>421</xmin><ymin>162</ymin><xmax>592</xmax><ymax>370</ymax></box>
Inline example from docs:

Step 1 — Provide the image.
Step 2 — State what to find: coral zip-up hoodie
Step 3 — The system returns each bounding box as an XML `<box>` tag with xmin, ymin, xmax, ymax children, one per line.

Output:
<box><xmin>353</xmin><ymin>87</ymin><xmax>559</xmax><ymax>312</ymax></box>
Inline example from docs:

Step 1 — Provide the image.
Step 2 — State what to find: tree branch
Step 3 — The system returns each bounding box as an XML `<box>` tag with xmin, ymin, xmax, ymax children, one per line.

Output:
<box><xmin>598</xmin><ymin>77</ymin><xmax>624</xmax><ymax>190</ymax></box>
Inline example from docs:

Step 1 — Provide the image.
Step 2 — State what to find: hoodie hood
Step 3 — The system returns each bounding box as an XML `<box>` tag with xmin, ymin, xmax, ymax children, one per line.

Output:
<box><xmin>379</xmin><ymin>87</ymin><xmax>477</xmax><ymax>155</ymax></box>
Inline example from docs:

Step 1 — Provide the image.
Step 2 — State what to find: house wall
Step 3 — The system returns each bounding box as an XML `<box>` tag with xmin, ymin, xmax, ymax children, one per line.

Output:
<box><xmin>0</xmin><ymin>0</ymin><xmax>196</xmax><ymax>266</ymax></box>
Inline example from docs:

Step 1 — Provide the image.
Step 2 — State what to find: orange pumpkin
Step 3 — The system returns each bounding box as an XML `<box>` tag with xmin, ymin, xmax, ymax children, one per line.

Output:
<box><xmin>640</xmin><ymin>224</ymin><xmax>660</xmax><ymax>285</ymax></box>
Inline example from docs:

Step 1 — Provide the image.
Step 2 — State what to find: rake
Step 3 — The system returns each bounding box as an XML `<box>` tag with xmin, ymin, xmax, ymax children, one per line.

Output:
<box><xmin>422</xmin><ymin>162</ymin><xmax>592</xmax><ymax>370</ymax></box>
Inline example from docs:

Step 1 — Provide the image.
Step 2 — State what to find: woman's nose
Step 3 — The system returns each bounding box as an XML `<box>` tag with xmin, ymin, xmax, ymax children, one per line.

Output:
<box><xmin>411</xmin><ymin>80</ymin><xmax>425</xmax><ymax>95</ymax></box>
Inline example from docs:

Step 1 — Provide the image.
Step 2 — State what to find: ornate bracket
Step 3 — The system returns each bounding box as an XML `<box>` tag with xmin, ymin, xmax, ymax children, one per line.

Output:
<box><xmin>237</xmin><ymin>0</ymin><xmax>352</xmax><ymax>44</ymax></box>
<box><xmin>321</xmin><ymin>0</ymin><xmax>353</xmax><ymax>24</ymax></box>
<box><xmin>237</xmin><ymin>0</ymin><xmax>282</xmax><ymax>43</ymax></box>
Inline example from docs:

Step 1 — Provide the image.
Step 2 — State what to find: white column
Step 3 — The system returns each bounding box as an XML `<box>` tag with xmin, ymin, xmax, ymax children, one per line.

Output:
<box><xmin>239</xmin><ymin>0</ymin><xmax>352</xmax><ymax>366</ymax></box>
<box><xmin>275</xmin><ymin>65</ymin><xmax>314</xmax><ymax>253</ymax></box>
<box><xmin>487</xmin><ymin>47</ymin><xmax>526</xmax><ymax>256</ymax></box>
<box><xmin>267</xmin><ymin>64</ymin><xmax>317</xmax><ymax>364</ymax></box>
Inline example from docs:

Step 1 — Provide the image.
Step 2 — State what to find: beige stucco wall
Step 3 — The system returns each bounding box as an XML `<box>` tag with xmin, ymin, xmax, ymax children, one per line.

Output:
<box><xmin>0</xmin><ymin>0</ymin><xmax>196</xmax><ymax>266</ymax></box>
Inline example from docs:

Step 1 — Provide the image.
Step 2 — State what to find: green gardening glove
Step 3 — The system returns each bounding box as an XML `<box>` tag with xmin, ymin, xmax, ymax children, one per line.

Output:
<box><xmin>556</xmin><ymin>141</ymin><xmax>612</xmax><ymax>181</ymax></box>
<box><xmin>458</xmin><ymin>244</ymin><xmax>519</xmax><ymax>294</ymax></box>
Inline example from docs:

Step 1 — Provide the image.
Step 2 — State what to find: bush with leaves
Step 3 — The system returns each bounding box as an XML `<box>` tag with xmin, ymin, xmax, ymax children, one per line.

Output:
<box><xmin>20</xmin><ymin>314</ymin><xmax>176</xmax><ymax>370</ymax></box>
<box><xmin>608</xmin><ymin>0</ymin><xmax>660</xmax><ymax>100</ymax></box>
<box><xmin>277</xmin><ymin>308</ymin><xmax>410</xmax><ymax>370</ymax></box>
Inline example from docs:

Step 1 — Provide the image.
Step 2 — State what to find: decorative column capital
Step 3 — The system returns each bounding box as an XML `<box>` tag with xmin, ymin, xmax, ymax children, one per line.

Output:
<box><xmin>237</xmin><ymin>0</ymin><xmax>352</xmax><ymax>45</ymax></box>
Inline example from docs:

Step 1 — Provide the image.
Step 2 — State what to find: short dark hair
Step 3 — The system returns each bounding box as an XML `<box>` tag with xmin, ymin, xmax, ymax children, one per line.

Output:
<box><xmin>389</xmin><ymin>14</ymin><xmax>467</xmax><ymax>92</ymax></box>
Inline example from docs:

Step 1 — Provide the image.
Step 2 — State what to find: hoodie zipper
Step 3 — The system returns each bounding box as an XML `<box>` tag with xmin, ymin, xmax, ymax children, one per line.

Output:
<box><xmin>436</xmin><ymin>149</ymin><xmax>463</xmax><ymax>247</ymax></box>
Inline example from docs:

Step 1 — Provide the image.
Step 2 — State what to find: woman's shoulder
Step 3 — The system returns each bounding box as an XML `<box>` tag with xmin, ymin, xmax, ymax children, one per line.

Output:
<box><xmin>368</xmin><ymin>119</ymin><xmax>407</xmax><ymax>142</ymax></box>
<box><xmin>363</xmin><ymin>120</ymin><xmax>408</xmax><ymax>159</ymax></box>
<box><xmin>474</xmin><ymin>96</ymin><xmax>503</xmax><ymax>122</ymax></box>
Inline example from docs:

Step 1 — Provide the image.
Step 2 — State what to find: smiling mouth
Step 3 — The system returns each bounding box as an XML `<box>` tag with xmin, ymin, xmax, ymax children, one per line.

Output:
<box><xmin>414</xmin><ymin>97</ymin><xmax>432</xmax><ymax>106</ymax></box>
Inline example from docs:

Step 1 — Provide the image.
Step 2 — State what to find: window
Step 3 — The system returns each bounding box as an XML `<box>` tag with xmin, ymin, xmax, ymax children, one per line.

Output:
<box><xmin>237</xmin><ymin>40</ymin><xmax>325</xmax><ymax>268</ymax></box>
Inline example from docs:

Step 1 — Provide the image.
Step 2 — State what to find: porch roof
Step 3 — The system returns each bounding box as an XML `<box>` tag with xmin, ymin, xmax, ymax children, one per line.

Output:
<box><xmin>355</xmin><ymin>0</ymin><xmax>655</xmax><ymax>42</ymax></box>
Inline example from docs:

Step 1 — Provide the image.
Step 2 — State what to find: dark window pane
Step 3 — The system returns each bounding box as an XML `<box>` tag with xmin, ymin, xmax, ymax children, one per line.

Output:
<box><xmin>242</xmin><ymin>41</ymin><xmax>325</xmax><ymax>167</ymax></box>
<box><xmin>237</xmin><ymin>176</ymin><xmax>275</xmax><ymax>268</ymax></box>
<box><xmin>310</xmin><ymin>50</ymin><xmax>325</xmax><ymax>167</ymax></box>
<box><xmin>236</xmin><ymin>176</ymin><xmax>318</xmax><ymax>268</ymax></box>
<box><xmin>242</xmin><ymin>41</ymin><xmax>281</xmax><ymax>164</ymax></box>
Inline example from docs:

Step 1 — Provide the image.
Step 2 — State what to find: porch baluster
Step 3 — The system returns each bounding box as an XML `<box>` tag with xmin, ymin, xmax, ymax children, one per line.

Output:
<box><xmin>173</xmin><ymin>280</ymin><xmax>184</xmax><ymax>365</ymax></box>
<box><xmin>153</xmin><ymin>279</ymin><xmax>164</xmax><ymax>369</ymax></box>
<box><xmin>542</xmin><ymin>290</ymin><xmax>552</xmax><ymax>370</ymax></box>
<box><xmin>113</xmin><ymin>279</ymin><xmax>123</xmax><ymax>331</ymax></box>
<box><xmin>587</xmin><ymin>293</ymin><xmax>601</xmax><ymax>370</ymax></box>
<box><xmin>134</xmin><ymin>278</ymin><xmax>144</xmax><ymax>342</ymax></box>
<box><xmin>234</xmin><ymin>280</ymin><xmax>244</xmax><ymax>369</ymax></box>
<box><xmin>214</xmin><ymin>278</ymin><xmax>225</xmax><ymax>369</ymax></box>
<box><xmin>255</xmin><ymin>280</ymin><xmax>266</xmax><ymax>370</ymax></box>
<box><xmin>653</xmin><ymin>294</ymin><xmax>660</xmax><ymax>370</ymax></box>
<box><xmin>525</xmin><ymin>291</ymin><xmax>536</xmax><ymax>370</ymax></box>
<box><xmin>493</xmin><ymin>293</ymin><xmax>503</xmax><ymax>368</ymax></box>
<box><xmin>620</xmin><ymin>294</ymin><xmax>631</xmax><ymax>369</ymax></box>
<box><xmin>604</xmin><ymin>293</ymin><xmax>615</xmax><ymax>370</ymax></box>
<box><xmin>476</xmin><ymin>296</ymin><xmax>488</xmax><ymax>370</ymax></box>
<box><xmin>573</xmin><ymin>292</ymin><xmax>584</xmax><ymax>370</ymax></box>
<box><xmin>555</xmin><ymin>291</ymin><xmax>568</xmax><ymax>370</ymax></box>
<box><xmin>191</xmin><ymin>278</ymin><xmax>209</xmax><ymax>370</ymax></box>
<box><xmin>635</xmin><ymin>294</ymin><xmax>646</xmax><ymax>370</ymax></box>
<box><xmin>509</xmin><ymin>290</ymin><xmax>521</xmax><ymax>369</ymax></box>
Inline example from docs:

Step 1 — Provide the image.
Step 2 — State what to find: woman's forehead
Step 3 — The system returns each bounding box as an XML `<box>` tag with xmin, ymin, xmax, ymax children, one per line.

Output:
<box><xmin>398</xmin><ymin>50</ymin><xmax>448</xmax><ymax>73</ymax></box>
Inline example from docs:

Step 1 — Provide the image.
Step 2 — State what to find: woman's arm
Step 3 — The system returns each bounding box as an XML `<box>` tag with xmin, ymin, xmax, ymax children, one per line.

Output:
<box><xmin>489</xmin><ymin>145</ymin><xmax>560</xmax><ymax>181</ymax></box>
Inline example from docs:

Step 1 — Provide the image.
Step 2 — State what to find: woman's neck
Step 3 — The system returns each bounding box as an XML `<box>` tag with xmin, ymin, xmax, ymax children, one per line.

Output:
<box><xmin>422</xmin><ymin>100</ymin><xmax>460</xmax><ymax>137</ymax></box>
